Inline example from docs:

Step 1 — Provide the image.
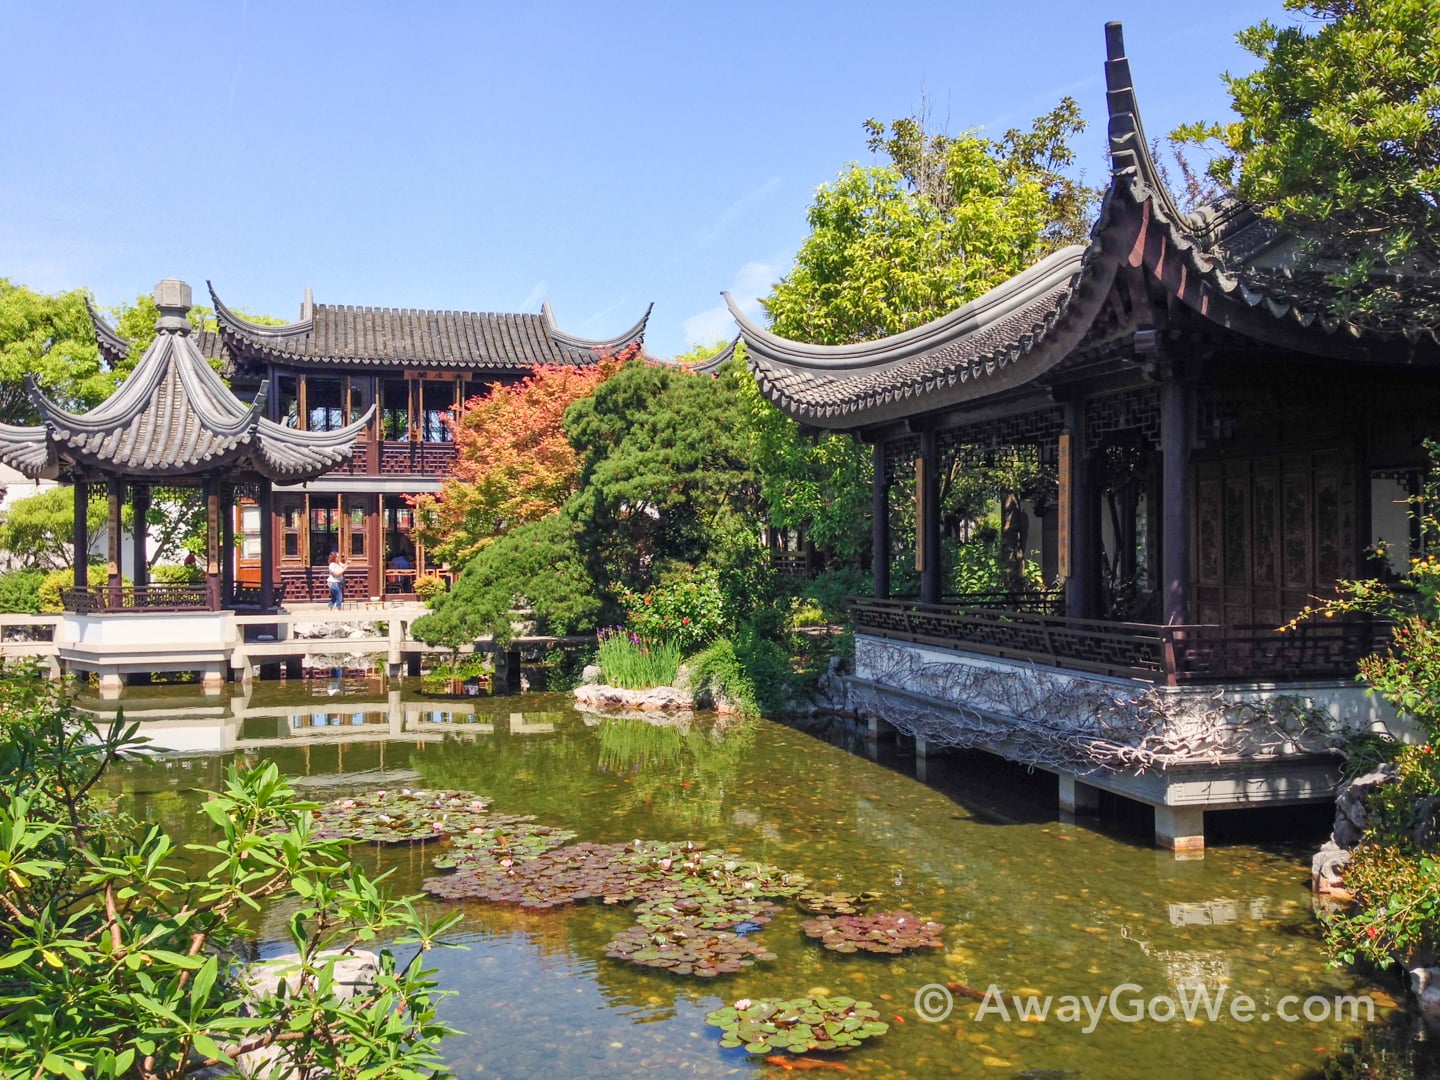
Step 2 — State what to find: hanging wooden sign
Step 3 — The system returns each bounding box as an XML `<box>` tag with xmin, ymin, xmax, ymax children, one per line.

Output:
<box><xmin>1057</xmin><ymin>433</ymin><xmax>1071</xmax><ymax>579</ymax></box>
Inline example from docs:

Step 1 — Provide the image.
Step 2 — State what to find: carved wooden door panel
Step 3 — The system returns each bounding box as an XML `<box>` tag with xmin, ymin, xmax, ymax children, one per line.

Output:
<box><xmin>1194</xmin><ymin>448</ymin><xmax>1355</xmax><ymax>626</ymax></box>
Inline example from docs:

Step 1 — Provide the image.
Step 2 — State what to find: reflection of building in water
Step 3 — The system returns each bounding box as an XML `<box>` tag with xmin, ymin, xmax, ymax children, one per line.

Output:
<box><xmin>76</xmin><ymin>684</ymin><xmax>575</xmax><ymax>755</ymax></box>
<box><xmin>1167</xmin><ymin>898</ymin><xmax>1269</xmax><ymax>927</ymax></box>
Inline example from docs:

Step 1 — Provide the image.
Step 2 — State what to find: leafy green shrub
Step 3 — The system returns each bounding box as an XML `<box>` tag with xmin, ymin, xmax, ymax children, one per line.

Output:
<box><xmin>689</xmin><ymin>631</ymin><xmax>791</xmax><ymax>716</ymax></box>
<box><xmin>36</xmin><ymin>563</ymin><xmax>109</xmax><ymax>612</ymax></box>
<box><xmin>414</xmin><ymin>572</ymin><xmax>447</xmax><ymax>602</ymax></box>
<box><xmin>596</xmin><ymin>628</ymin><xmax>681</xmax><ymax>689</ymax></box>
<box><xmin>789</xmin><ymin>601</ymin><xmax>827</xmax><ymax>629</ymax></box>
<box><xmin>618</xmin><ymin>566</ymin><xmax>726</xmax><ymax>652</ymax></box>
<box><xmin>0</xmin><ymin>664</ymin><xmax>460</xmax><ymax>1075</ymax></box>
<box><xmin>150</xmin><ymin>561</ymin><xmax>201</xmax><ymax>585</ymax></box>
<box><xmin>0</xmin><ymin>568</ymin><xmax>44</xmax><ymax>613</ymax></box>
<box><xmin>1295</xmin><ymin>445</ymin><xmax>1440</xmax><ymax>972</ymax></box>
<box><xmin>689</xmin><ymin>638</ymin><xmax>755</xmax><ymax>713</ymax></box>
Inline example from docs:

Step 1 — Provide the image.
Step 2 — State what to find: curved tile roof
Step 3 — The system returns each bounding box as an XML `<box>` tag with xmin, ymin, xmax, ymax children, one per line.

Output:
<box><xmin>211</xmin><ymin>283</ymin><xmax>651</xmax><ymax>370</ymax></box>
<box><xmin>732</xmin><ymin>237</ymin><xmax>1121</xmax><ymax>427</ymax></box>
<box><xmin>0</xmin><ymin>296</ymin><xmax>370</xmax><ymax>482</ymax></box>
<box><xmin>87</xmin><ymin>300</ymin><xmax>235</xmax><ymax>375</ymax></box>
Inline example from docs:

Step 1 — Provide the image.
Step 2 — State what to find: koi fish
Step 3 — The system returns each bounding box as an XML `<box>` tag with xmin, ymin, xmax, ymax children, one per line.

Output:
<box><xmin>947</xmin><ymin>982</ymin><xmax>990</xmax><ymax>1001</ymax></box>
<box><xmin>763</xmin><ymin>1056</ymin><xmax>849</xmax><ymax>1072</ymax></box>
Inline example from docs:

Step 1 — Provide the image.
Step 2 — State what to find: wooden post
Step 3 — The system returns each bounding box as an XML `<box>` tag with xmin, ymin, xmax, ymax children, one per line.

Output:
<box><xmin>220</xmin><ymin>484</ymin><xmax>235</xmax><ymax>608</ymax></box>
<box><xmin>259</xmin><ymin>481</ymin><xmax>275</xmax><ymax>610</ymax></box>
<box><xmin>919</xmin><ymin>430</ymin><xmax>941</xmax><ymax>605</ymax></box>
<box><xmin>1063</xmin><ymin>401</ymin><xmax>1096</xmax><ymax>620</ymax></box>
<box><xmin>872</xmin><ymin>441</ymin><xmax>890</xmax><ymax>599</ymax></box>
<box><xmin>131</xmin><ymin>484</ymin><xmax>149</xmax><ymax>588</ymax></box>
<box><xmin>367</xmin><ymin>495</ymin><xmax>383</xmax><ymax>599</ymax></box>
<box><xmin>73</xmin><ymin>480</ymin><xmax>89</xmax><ymax>593</ymax></box>
<box><xmin>107</xmin><ymin>478</ymin><xmax>123</xmax><ymax>609</ymax></box>
<box><xmin>1160</xmin><ymin>378</ymin><xmax>1191</xmax><ymax>625</ymax></box>
<box><xmin>204</xmin><ymin>478</ymin><xmax>221</xmax><ymax>611</ymax></box>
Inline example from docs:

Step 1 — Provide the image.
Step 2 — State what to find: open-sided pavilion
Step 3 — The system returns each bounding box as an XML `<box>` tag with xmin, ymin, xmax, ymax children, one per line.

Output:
<box><xmin>0</xmin><ymin>280</ymin><xmax>371</xmax><ymax>691</ymax></box>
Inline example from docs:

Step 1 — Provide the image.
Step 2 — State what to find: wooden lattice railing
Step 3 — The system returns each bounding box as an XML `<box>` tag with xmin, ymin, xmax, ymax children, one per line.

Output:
<box><xmin>850</xmin><ymin>596</ymin><xmax>1387</xmax><ymax>685</ymax></box>
<box><xmin>62</xmin><ymin>584</ymin><xmax>211</xmax><ymax>613</ymax></box>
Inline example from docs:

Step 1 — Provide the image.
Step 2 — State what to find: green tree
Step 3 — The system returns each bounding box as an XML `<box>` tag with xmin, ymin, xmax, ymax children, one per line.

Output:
<box><xmin>0</xmin><ymin>485</ymin><xmax>110</xmax><ymax>571</ymax></box>
<box><xmin>1174</xmin><ymin>0</ymin><xmax>1440</xmax><ymax>330</ymax></box>
<box><xmin>766</xmin><ymin>100</ymin><xmax>1098</xmax><ymax>345</ymax></box>
<box><xmin>0</xmin><ymin>279</ymin><xmax>111</xmax><ymax>424</ymax></box>
<box><xmin>564</xmin><ymin>358</ymin><xmax>761</xmax><ymax>593</ymax></box>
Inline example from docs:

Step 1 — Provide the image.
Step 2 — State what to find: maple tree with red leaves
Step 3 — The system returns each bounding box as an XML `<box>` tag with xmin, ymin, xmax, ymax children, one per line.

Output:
<box><xmin>411</xmin><ymin>345</ymin><xmax>635</xmax><ymax>564</ymax></box>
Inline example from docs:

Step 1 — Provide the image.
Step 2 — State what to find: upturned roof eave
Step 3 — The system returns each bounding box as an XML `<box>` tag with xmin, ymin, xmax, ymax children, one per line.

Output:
<box><xmin>730</xmin><ymin>242</ymin><xmax>1093</xmax><ymax>377</ymax></box>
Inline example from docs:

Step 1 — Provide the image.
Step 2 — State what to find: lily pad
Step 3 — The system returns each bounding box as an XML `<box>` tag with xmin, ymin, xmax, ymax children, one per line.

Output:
<box><xmin>631</xmin><ymin>887</ymin><xmax>782</xmax><ymax>932</ymax></box>
<box><xmin>423</xmin><ymin>841</ymin><xmax>673</xmax><ymax>907</ymax></box>
<box><xmin>799</xmin><ymin>911</ymin><xmax>946</xmax><ymax>955</ymax></box>
<box><xmin>605</xmin><ymin>918</ymin><xmax>777</xmax><ymax>977</ymax></box>
<box><xmin>431</xmin><ymin>817</ymin><xmax>577</xmax><ymax>870</ymax></box>
<box><xmin>795</xmin><ymin>889</ymin><xmax>883</xmax><ymax>916</ymax></box>
<box><xmin>311</xmin><ymin>789</ymin><xmax>493</xmax><ymax>844</ymax></box>
<box><xmin>705</xmin><ymin>995</ymin><xmax>888</xmax><ymax>1053</ymax></box>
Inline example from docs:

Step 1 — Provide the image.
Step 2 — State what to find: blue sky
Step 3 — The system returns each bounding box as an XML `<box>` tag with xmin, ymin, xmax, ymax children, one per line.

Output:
<box><xmin>1</xmin><ymin>1</ymin><xmax>1294</xmax><ymax>358</ymax></box>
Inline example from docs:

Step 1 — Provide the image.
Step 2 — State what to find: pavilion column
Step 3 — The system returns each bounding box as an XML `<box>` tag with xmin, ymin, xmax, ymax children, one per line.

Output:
<box><xmin>131</xmin><ymin>483</ymin><xmax>149</xmax><ymax>589</ymax></box>
<box><xmin>258</xmin><ymin>481</ymin><xmax>275</xmax><ymax>610</ymax></box>
<box><xmin>220</xmin><ymin>484</ymin><xmax>235</xmax><ymax>607</ymax></box>
<box><xmin>204</xmin><ymin>477</ymin><xmax>221</xmax><ymax>611</ymax></box>
<box><xmin>872</xmin><ymin>441</ymin><xmax>890</xmax><ymax>599</ymax></box>
<box><xmin>918</xmin><ymin>429</ymin><xmax>942</xmax><ymax>605</ymax></box>
<box><xmin>1160</xmin><ymin>377</ymin><xmax>1192</xmax><ymax>625</ymax></box>
<box><xmin>107</xmin><ymin>479</ymin><xmax>123</xmax><ymax>609</ymax></box>
<box><xmin>72</xmin><ymin>480</ymin><xmax>89</xmax><ymax>592</ymax></box>
<box><xmin>1062</xmin><ymin>401</ymin><xmax>1098</xmax><ymax>620</ymax></box>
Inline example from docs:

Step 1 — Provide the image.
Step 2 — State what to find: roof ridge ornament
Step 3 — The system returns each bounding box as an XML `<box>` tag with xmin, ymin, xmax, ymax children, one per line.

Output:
<box><xmin>1103</xmin><ymin>22</ymin><xmax>1186</xmax><ymax>228</ymax></box>
<box><xmin>154</xmin><ymin>279</ymin><xmax>193</xmax><ymax>335</ymax></box>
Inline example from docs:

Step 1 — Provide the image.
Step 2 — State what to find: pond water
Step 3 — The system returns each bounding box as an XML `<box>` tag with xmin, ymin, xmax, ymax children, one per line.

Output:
<box><xmin>97</xmin><ymin>678</ymin><xmax>1434</xmax><ymax>1079</ymax></box>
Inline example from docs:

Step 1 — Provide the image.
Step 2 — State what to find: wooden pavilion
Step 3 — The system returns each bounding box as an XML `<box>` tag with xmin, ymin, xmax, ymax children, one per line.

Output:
<box><xmin>726</xmin><ymin>23</ymin><xmax>1440</xmax><ymax>851</ymax></box>
<box><xmin>0</xmin><ymin>279</ymin><xmax>370</xmax><ymax>613</ymax></box>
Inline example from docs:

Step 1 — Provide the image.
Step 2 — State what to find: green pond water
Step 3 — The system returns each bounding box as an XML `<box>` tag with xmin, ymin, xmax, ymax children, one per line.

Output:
<box><xmin>95</xmin><ymin>678</ymin><xmax>1434</xmax><ymax>1080</ymax></box>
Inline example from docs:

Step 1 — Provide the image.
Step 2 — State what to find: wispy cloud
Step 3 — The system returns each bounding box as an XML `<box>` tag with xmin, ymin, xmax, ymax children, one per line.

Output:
<box><xmin>517</xmin><ymin>279</ymin><xmax>548</xmax><ymax>311</ymax></box>
<box><xmin>681</xmin><ymin>260</ymin><xmax>780</xmax><ymax>349</ymax></box>
<box><xmin>691</xmin><ymin>176</ymin><xmax>782</xmax><ymax>250</ymax></box>
<box><xmin>578</xmin><ymin>295</ymin><xmax>634</xmax><ymax>334</ymax></box>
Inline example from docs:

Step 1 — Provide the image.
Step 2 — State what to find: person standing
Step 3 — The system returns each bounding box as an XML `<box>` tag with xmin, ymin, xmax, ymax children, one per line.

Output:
<box><xmin>327</xmin><ymin>550</ymin><xmax>347</xmax><ymax>610</ymax></box>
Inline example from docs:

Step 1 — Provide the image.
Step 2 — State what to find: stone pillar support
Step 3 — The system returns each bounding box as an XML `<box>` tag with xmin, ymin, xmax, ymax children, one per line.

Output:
<box><xmin>1058</xmin><ymin>774</ymin><xmax>1101</xmax><ymax>815</ymax></box>
<box><xmin>1155</xmin><ymin>804</ymin><xmax>1205</xmax><ymax>857</ymax></box>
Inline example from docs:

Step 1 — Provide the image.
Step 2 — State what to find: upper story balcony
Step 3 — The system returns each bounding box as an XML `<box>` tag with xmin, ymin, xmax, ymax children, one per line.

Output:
<box><xmin>324</xmin><ymin>440</ymin><xmax>458</xmax><ymax>478</ymax></box>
